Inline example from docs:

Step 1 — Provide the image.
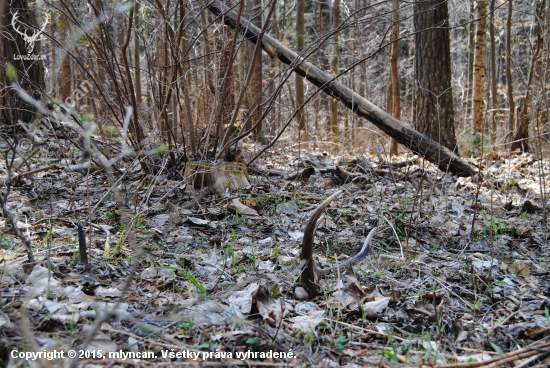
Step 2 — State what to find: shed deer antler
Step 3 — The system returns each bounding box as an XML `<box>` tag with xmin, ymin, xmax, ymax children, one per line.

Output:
<box><xmin>297</xmin><ymin>190</ymin><xmax>376</xmax><ymax>299</ymax></box>
<box><xmin>11</xmin><ymin>11</ymin><xmax>48</xmax><ymax>54</ymax></box>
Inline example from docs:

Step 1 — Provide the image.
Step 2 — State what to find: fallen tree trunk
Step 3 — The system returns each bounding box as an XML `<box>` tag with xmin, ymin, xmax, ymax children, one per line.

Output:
<box><xmin>207</xmin><ymin>0</ymin><xmax>478</xmax><ymax>177</ymax></box>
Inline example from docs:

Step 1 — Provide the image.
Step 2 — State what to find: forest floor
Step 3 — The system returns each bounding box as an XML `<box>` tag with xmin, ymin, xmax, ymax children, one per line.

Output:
<box><xmin>0</xmin><ymin>126</ymin><xmax>549</xmax><ymax>367</ymax></box>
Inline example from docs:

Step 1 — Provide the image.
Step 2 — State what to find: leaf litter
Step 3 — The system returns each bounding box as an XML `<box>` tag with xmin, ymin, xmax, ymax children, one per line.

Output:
<box><xmin>0</xmin><ymin>136</ymin><xmax>549</xmax><ymax>367</ymax></box>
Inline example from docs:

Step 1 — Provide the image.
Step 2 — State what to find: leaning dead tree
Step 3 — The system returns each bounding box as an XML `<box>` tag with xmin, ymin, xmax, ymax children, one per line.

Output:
<box><xmin>207</xmin><ymin>0</ymin><xmax>477</xmax><ymax>178</ymax></box>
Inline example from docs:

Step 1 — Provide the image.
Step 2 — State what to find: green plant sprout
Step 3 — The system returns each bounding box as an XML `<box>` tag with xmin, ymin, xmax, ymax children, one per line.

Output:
<box><xmin>230</xmin><ymin>228</ymin><xmax>238</xmax><ymax>242</ymax></box>
<box><xmin>490</xmin><ymin>342</ymin><xmax>503</xmax><ymax>358</ymax></box>
<box><xmin>161</xmin><ymin>265</ymin><xmax>206</xmax><ymax>294</ymax></box>
<box><xmin>235</xmin><ymin>265</ymin><xmax>245</xmax><ymax>273</ymax></box>
<box><xmin>303</xmin><ymin>329</ymin><xmax>315</xmax><ymax>351</ymax></box>
<box><xmin>334</xmin><ymin>330</ymin><xmax>350</xmax><ymax>353</ymax></box>
<box><xmin>103</xmin><ymin>231</ymin><xmax>125</xmax><ymax>261</ymax></box>
<box><xmin>383</xmin><ymin>328</ymin><xmax>400</xmax><ymax>363</ymax></box>
<box><xmin>179</xmin><ymin>319</ymin><xmax>194</xmax><ymax>332</ymax></box>
<box><xmin>134</xmin><ymin>216</ymin><xmax>146</xmax><ymax>229</ymax></box>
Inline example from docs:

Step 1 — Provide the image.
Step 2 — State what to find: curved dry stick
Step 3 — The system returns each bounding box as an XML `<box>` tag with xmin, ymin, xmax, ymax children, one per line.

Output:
<box><xmin>299</xmin><ymin>190</ymin><xmax>376</xmax><ymax>298</ymax></box>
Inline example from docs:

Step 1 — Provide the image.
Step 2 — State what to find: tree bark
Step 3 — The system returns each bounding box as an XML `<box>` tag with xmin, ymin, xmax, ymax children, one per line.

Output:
<box><xmin>388</xmin><ymin>0</ymin><xmax>400</xmax><ymax>155</ymax></box>
<box><xmin>121</xmin><ymin>7</ymin><xmax>144</xmax><ymax>144</ymax></box>
<box><xmin>330</xmin><ymin>0</ymin><xmax>340</xmax><ymax>142</ymax></box>
<box><xmin>465</xmin><ymin>0</ymin><xmax>475</xmax><ymax>121</ymax></box>
<box><xmin>296</xmin><ymin>0</ymin><xmax>306</xmax><ymax>131</ymax></box>
<box><xmin>316</xmin><ymin>0</ymin><xmax>328</xmax><ymax>69</ymax></box>
<box><xmin>178</xmin><ymin>2</ymin><xmax>196</xmax><ymax>156</ymax></box>
<box><xmin>511</xmin><ymin>0</ymin><xmax>547</xmax><ymax>152</ymax></box>
<box><xmin>92</xmin><ymin>0</ymin><xmax>107</xmax><ymax>96</ymax></box>
<box><xmin>472</xmin><ymin>0</ymin><xmax>488</xmax><ymax>134</ymax></box>
<box><xmin>413</xmin><ymin>0</ymin><xmax>457</xmax><ymax>152</ymax></box>
<box><xmin>489</xmin><ymin>0</ymin><xmax>498</xmax><ymax>145</ymax></box>
<box><xmin>133</xmin><ymin>1</ymin><xmax>141</xmax><ymax>113</ymax></box>
<box><xmin>0</xmin><ymin>0</ymin><xmax>45</xmax><ymax>124</ymax></box>
<box><xmin>505</xmin><ymin>0</ymin><xmax>515</xmax><ymax>145</ymax></box>
<box><xmin>215</xmin><ymin>28</ymin><xmax>236</xmax><ymax>157</ymax></box>
<box><xmin>207</xmin><ymin>0</ymin><xmax>477</xmax><ymax>177</ymax></box>
<box><xmin>49</xmin><ymin>8</ymin><xmax>56</xmax><ymax>94</ymax></box>
<box><xmin>59</xmin><ymin>15</ymin><xmax>72</xmax><ymax>101</ymax></box>
<box><xmin>246</xmin><ymin>0</ymin><xmax>263</xmax><ymax>139</ymax></box>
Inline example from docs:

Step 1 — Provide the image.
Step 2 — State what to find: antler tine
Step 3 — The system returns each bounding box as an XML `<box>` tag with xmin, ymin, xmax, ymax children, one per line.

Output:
<box><xmin>301</xmin><ymin>190</ymin><xmax>343</xmax><ymax>261</ymax></box>
<box><xmin>297</xmin><ymin>190</ymin><xmax>376</xmax><ymax>300</ymax></box>
<box><xmin>298</xmin><ymin>190</ymin><xmax>343</xmax><ymax>299</ymax></box>
<box><xmin>316</xmin><ymin>226</ymin><xmax>376</xmax><ymax>276</ymax></box>
<box><xmin>11</xmin><ymin>11</ymin><xmax>26</xmax><ymax>36</ymax></box>
<box><xmin>37</xmin><ymin>17</ymin><xmax>48</xmax><ymax>35</ymax></box>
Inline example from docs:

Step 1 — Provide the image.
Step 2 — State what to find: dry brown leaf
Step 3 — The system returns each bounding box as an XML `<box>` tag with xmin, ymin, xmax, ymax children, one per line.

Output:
<box><xmin>331</xmin><ymin>275</ymin><xmax>366</xmax><ymax>310</ymax></box>
<box><xmin>80</xmin><ymin>325</ymin><xmax>118</xmax><ymax>353</ymax></box>
<box><xmin>227</xmin><ymin>282</ymin><xmax>260</xmax><ymax>314</ymax></box>
<box><xmin>228</xmin><ymin>198</ymin><xmax>261</xmax><ymax>219</ymax></box>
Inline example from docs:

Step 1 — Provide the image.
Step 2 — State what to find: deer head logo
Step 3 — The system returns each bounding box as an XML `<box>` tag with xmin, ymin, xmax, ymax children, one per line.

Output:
<box><xmin>11</xmin><ymin>11</ymin><xmax>48</xmax><ymax>54</ymax></box>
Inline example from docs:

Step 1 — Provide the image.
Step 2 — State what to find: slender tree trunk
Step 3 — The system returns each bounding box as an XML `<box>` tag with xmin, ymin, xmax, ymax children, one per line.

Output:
<box><xmin>489</xmin><ymin>0</ymin><xmax>498</xmax><ymax>145</ymax></box>
<box><xmin>236</xmin><ymin>40</ymin><xmax>245</xmax><ymax>91</ymax></box>
<box><xmin>350</xmin><ymin>48</ymin><xmax>355</xmax><ymax>144</ymax></box>
<box><xmin>91</xmin><ymin>0</ymin><xmax>107</xmax><ymax>101</ymax></box>
<box><xmin>413</xmin><ymin>0</ymin><xmax>457</xmax><ymax>151</ymax></box>
<box><xmin>246</xmin><ymin>0</ymin><xmax>263</xmax><ymax>139</ymax></box>
<box><xmin>179</xmin><ymin>3</ymin><xmax>195</xmax><ymax>156</ymax></box>
<box><xmin>316</xmin><ymin>0</ymin><xmax>328</xmax><ymax>132</ymax></box>
<box><xmin>121</xmin><ymin>7</ymin><xmax>144</xmax><ymax>144</ymax></box>
<box><xmin>49</xmin><ymin>8</ymin><xmax>56</xmax><ymax>94</ymax></box>
<box><xmin>472</xmin><ymin>0</ymin><xmax>488</xmax><ymax>134</ymax></box>
<box><xmin>134</xmin><ymin>1</ymin><xmax>141</xmax><ymax>112</ymax></box>
<box><xmin>330</xmin><ymin>0</ymin><xmax>340</xmax><ymax>142</ymax></box>
<box><xmin>465</xmin><ymin>0</ymin><xmax>475</xmax><ymax>121</ymax></box>
<box><xmin>59</xmin><ymin>16</ymin><xmax>72</xmax><ymax>101</ymax></box>
<box><xmin>200</xmin><ymin>10</ymin><xmax>216</xmax><ymax>96</ymax></box>
<box><xmin>215</xmin><ymin>25</ymin><xmax>237</xmax><ymax>158</ymax></box>
<box><xmin>156</xmin><ymin>6</ymin><xmax>171</xmax><ymax>149</ymax></box>
<box><xmin>388</xmin><ymin>0</ymin><xmax>400</xmax><ymax>155</ymax></box>
<box><xmin>511</xmin><ymin>0</ymin><xmax>547</xmax><ymax>152</ymax></box>
<box><xmin>350</xmin><ymin>0</ymin><xmax>360</xmax><ymax>141</ymax></box>
<box><xmin>296</xmin><ymin>0</ymin><xmax>306</xmax><ymax>131</ymax></box>
<box><xmin>359</xmin><ymin>0</ymin><xmax>367</xmax><ymax>126</ymax></box>
<box><xmin>505</xmin><ymin>0</ymin><xmax>515</xmax><ymax>144</ymax></box>
<box><xmin>316</xmin><ymin>0</ymin><xmax>328</xmax><ymax>69</ymax></box>
<box><xmin>269</xmin><ymin>5</ymin><xmax>279</xmax><ymax>135</ymax></box>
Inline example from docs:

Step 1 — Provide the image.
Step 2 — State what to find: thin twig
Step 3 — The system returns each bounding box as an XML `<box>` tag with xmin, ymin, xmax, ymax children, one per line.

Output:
<box><xmin>382</xmin><ymin>212</ymin><xmax>404</xmax><ymax>259</ymax></box>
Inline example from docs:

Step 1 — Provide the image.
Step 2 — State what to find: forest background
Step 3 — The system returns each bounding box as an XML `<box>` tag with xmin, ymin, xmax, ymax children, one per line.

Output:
<box><xmin>0</xmin><ymin>0</ymin><xmax>549</xmax><ymax>366</ymax></box>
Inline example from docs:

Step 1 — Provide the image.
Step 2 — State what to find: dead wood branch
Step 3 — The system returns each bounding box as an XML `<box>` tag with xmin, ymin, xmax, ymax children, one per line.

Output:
<box><xmin>207</xmin><ymin>0</ymin><xmax>477</xmax><ymax>177</ymax></box>
<box><xmin>319</xmin><ymin>166</ymin><xmax>372</xmax><ymax>184</ymax></box>
<box><xmin>0</xmin><ymin>146</ymin><xmax>35</xmax><ymax>262</ymax></box>
<box><xmin>9</xmin><ymin>164</ymin><xmax>59</xmax><ymax>183</ymax></box>
<box><xmin>248</xmin><ymin>166</ymin><xmax>288</xmax><ymax>177</ymax></box>
<box><xmin>0</xmin><ymin>200</ymin><xmax>35</xmax><ymax>263</ymax></box>
<box><xmin>436</xmin><ymin>341</ymin><xmax>550</xmax><ymax>368</ymax></box>
<box><xmin>283</xmin><ymin>167</ymin><xmax>315</xmax><ymax>182</ymax></box>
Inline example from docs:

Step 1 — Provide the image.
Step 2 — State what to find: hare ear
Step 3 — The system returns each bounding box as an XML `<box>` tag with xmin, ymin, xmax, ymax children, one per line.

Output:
<box><xmin>298</xmin><ymin>190</ymin><xmax>343</xmax><ymax>299</ymax></box>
